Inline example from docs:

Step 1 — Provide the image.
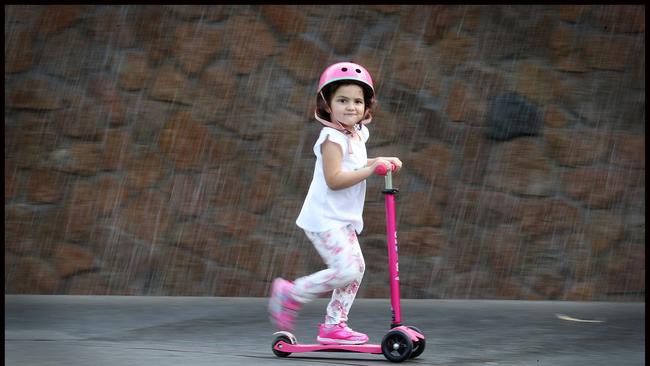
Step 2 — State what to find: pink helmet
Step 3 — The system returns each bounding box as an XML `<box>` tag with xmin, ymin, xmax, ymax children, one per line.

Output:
<box><xmin>314</xmin><ymin>62</ymin><xmax>375</xmax><ymax>135</ymax></box>
<box><xmin>317</xmin><ymin>62</ymin><xmax>374</xmax><ymax>97</ymax></box>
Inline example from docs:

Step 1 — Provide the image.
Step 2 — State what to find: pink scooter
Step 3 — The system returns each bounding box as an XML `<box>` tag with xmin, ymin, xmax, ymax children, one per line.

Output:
<box><xmin>272</xmin><ymin>164</ymin><xmax>426</xmax><ymax>362</ymax></box>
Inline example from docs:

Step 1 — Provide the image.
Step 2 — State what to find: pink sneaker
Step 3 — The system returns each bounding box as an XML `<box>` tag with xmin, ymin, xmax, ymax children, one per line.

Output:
<box><xmin>317</xmin><ymin>322</ymin><xmax>369</xmax><ymax>345</ymax></box>
<box><xmin>268</xmin><ymin>278</ymin><xmax>301</xmax><ymax>331</ymax></box>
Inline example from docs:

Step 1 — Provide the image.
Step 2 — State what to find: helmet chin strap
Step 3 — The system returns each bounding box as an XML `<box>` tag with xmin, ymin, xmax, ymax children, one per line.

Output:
<box><xmin>314</xmin><ymin>112</ymin><xmax>355</xmax><ymax>134</ymax></box>
<box><xmin>314</xmin><ymin>112</ymin><xmax>354</xmax><ymax>155</ymax></box>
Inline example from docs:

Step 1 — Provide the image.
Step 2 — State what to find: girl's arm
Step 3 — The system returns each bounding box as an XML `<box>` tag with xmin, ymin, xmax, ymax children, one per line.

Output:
<box><xmin>321</xmin><ymin>139</ymin><xmax>393</xmax><ymax>191</ymax></box>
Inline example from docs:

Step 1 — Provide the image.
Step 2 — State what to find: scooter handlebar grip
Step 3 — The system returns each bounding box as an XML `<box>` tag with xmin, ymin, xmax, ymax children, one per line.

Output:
<box><xmin>374</xmin><ymin>163</ymin><xmax>396</xmax><ymax>176</ymax></box>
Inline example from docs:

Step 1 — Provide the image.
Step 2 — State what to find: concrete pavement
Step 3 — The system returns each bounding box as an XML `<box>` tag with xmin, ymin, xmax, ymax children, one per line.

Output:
<box><xmin>5</xmin><ymin>295</ymin><xmax>645</xmax><ymax>365</ymax></box>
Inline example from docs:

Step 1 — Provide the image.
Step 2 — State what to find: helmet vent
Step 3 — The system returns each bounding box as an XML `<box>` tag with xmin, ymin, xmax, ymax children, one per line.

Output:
<box><xmin>341</xmin><ymin>67</ymin><xmax>348</xmax><ymax>72</ymax></box>
<box><xmin>356</xmin><ymin>69</ymin><xmax>361</xmax><ymax>73</ymax></box>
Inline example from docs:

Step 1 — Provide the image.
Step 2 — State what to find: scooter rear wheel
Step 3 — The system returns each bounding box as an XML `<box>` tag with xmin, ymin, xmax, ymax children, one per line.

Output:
<box><xmin>381</xmin><ymin>329</ymin><xmax>413</xmax><ymax>362</ymax></box>
<box><xmin>272</xmin><ymin>335</ymin><xmax>293</xmax><ymax>357</ymax></box>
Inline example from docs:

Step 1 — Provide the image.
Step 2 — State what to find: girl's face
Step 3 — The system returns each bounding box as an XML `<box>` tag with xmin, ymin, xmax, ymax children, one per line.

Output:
<box><xmin>327</xmin><ymin>84</ymin><xmax>366</xmax><ymax>128</ymax></box>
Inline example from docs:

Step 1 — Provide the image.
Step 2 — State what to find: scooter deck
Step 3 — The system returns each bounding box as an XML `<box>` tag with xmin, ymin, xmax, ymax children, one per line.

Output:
<box><xmin>274</xmin><ymin>340</ymin><xmax>383</xmax><ymax>354</ymax></box>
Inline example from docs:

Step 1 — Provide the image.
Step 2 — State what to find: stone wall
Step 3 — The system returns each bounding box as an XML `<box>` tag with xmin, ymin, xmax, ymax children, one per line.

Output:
<box><xmin>5</xmin><ymin>5</ymin><xmax>645</xmax><ymax>300</ymax></box>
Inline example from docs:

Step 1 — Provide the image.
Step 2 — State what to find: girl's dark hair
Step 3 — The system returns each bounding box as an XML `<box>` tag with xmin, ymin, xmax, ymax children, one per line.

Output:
<box><xmin>315</xmin><ymin>80</ymin><xmax>376</xmax><ymax>123</ymax></box>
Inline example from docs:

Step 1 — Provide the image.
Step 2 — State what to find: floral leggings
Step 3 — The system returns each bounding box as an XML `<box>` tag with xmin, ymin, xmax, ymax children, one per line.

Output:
<box><xmin>292</xmin><ymin>224</ymin><xmax>366</xmax><ymax>325</ymax></box>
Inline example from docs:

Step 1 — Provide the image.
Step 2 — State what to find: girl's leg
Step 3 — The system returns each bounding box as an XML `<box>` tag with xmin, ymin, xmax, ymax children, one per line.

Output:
<box><xmin>323</xmin><ymin>225</ymin><xmax>365</xmax><ymax>324</ymax></box>
<box><xmin>292</xmin><ymin>224</ymin><xmax>365</xmax><ymax>324</ymax></box>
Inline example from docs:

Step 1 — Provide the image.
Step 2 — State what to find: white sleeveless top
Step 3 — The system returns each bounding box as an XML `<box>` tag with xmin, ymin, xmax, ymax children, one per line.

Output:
<box><xmin>296</xmin><ymin>126</ymin><xmax>369</xmax><ymax>234</ymax></box>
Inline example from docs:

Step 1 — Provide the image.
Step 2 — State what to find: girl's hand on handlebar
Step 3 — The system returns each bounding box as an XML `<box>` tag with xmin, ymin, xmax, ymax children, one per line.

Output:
<box><xmin>371</xmin><ymin>158</ymin><xmax>392</xmax><ymax>175</ymax></box>
<box><xmin>385</xmin><ymin>157</ymin><xmax>402</xmax><ymax>173</ymax></box>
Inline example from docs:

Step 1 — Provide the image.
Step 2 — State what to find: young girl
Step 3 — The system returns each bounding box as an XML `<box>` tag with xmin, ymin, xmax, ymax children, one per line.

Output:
<box><xmin>269</xmin><ymin>62</ymin><xmax>402</xmax><ymax>345</ymax></box>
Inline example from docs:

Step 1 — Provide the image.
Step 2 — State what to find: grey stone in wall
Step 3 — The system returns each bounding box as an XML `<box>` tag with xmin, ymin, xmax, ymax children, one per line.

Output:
<box><xmin>486</xmin><ymin>92</ymin><xmax>540</xmax><ymax>141</ymax></box>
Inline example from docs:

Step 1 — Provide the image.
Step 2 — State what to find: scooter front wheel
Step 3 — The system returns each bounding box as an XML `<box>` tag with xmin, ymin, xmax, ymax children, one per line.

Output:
<box><xmin>381</xmin><ymin>329</ymin><xmax>413</xmax><ymax>362</ymax></box>
<box><xmin>272</xmin><ymin>335</ymin><xmax>293</xmax><ymax>357</ymax></box>
<box><xmin>407</xmin><ymin>326</ymin><xmax>425</xmax><ymax>359</ymax></box>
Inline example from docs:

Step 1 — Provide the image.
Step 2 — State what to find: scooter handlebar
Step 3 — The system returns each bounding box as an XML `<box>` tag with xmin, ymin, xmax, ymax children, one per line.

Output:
<box><xmin>374</xmin><ymin>163</ymin><xmax>396</xmax><ymax>176</ymax></box>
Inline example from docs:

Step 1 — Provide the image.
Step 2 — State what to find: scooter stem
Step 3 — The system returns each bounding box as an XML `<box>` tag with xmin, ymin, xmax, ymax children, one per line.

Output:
<box><xmin>382</xmin><ymin>170</ymin><xmax>402</xmax><ymax>328</ymax></box>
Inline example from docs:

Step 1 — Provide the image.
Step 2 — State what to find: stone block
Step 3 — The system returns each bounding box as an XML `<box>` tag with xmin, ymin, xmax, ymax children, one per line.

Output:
<box><xmin>158</xmin><ymin>111</ymin><xmax>217</xmax><ymax>169</ymax></box>
<box><xmin>117</xmin><ymin>51</ymin><xmax>151</xmax><ymax>91</ymax></box>
<box><xmin>545</xmin><ymin>129</ymin><xmax>611</xmax><ymax>167</ymax></box>
<box><xmin>409</xmin><ymin>143</ymin><xmax>453</xmax><ymax>189</ymax></box>
<box><xmin>562</xmin><ymin>168</ymin><xmax>628</xmax><ymax>208</ymax></box>
<box><xmin>53</xmin><ymin>244</ymin><xmax>96</xmax><ymax>278</ymax></box>
<box><xmin>446</xmin><ymin>188</ymin><xmax>521</xmax><ymax>227</ymax></box>
<box><xmin>611</xmin><ymin>133</ymin><xmax>645</xmax><ymax>169</ymax></box>
<box><xmin>399</xmin><ymin>227</ymin><xmax>448</xmax><ymax>258</ymax></box>
<box><xmin>5</xmin><ymin>25</ymin><xmax>36</xmax><ymax>73</ymax></box>
<box><xmin>162</xmin><ymin>174</ymin><xmax>210</xmax><ymax>218</ymax></box>
<box><xmin>5</xmin><ymin>255</ymin><xmax>61</xmax><ymax>294</ymax></box>
<box><xmin>171</xmin><ymin>24</ymin><xmax>222</xmax><ymax>75</ymax></box>
<box><xmin>117</xmin><ymin>190</ymin><xmax>172</xmax><ymax>241</ymax></box>
<box><xmin>124</xmin><ymin>150</ymin><xmax>168</xmax><ymax>191</ymax></box>
<box><xmin>485</xmin><ymin>138</ymin><xmax>555</xmax><ymax>197</ymax></box>
<box><xmin>260</xmin><ymin>5</ymin><xmax>307</xmax><ymax>36</ymax></box>
<box><xmin>36</xmin><ymin>5</ymin><xmax>88</xmax><ymax>36</ymax></box>
<box><xmin>584</xmin><ymin>210</ymin><xmax>625</xmax><ymax>256</ymax></box>
<box><xmin>49</xmin><ymin>143</ymin><xmax>104</xmax><ymax>176</ymax></box>
<box><xmin>583</xmin><ymin>34</ymin><xmax>638</xmax><ymax>71</ymax></box>
<box><xmin>519</xmin><ymin>198</ymin><xmax>582</xmax><ymax>238</ymax></box>
<box><xmin>149</xmin><ymin>63</ymin><xmax>195</xmax><ymax>104</ymax></box>
<box><xmin>6</xmin><ymin>76</ymin><xmax>64</xmax><ymax>110</ymax></box>
<box><xmin>486</xmin><ymin>92</ymin><xmax>540</xmax><ymax>141</ymax></box>
<box><xmin>25</xmin><ymin>168</ymin><xmax>67</xmax><ymax>204</ymax></box>
<box><xmin>223</xmin><ymin>15</ymin><xmax>277</xmax><ymax>75</ymax></box>
<box><xmin>278</xmin><ymin>36</ymin><xmax>329</xmax><ymax>82</ymax></box>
